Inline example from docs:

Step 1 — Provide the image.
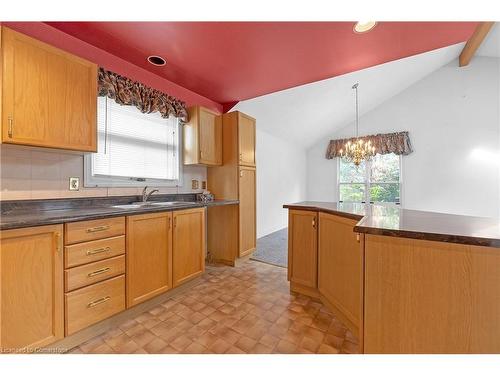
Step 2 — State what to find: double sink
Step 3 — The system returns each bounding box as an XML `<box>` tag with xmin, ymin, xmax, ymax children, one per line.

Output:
<box><xmin>112</xmin><ymin>201</ymin><xmax>198</xmax><ymax>209</ymax></box>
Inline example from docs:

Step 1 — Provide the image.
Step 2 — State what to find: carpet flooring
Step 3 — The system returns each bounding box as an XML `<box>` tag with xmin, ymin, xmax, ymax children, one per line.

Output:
<box><xmin>251</xmin><ymin>228</ymin><xmax>288</xmax><ymax>268</ymax></box>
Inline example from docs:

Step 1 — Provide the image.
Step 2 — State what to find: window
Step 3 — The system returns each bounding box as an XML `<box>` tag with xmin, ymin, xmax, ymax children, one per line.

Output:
<box><xmin>84</xmin><ymin>96</ymin><xmax>181</xmax><ymax>187</ymax></box>
<box><xmin>338</xmin><ymin>153</ymin><xmax>402</xmax><ymax>204</ymax></box>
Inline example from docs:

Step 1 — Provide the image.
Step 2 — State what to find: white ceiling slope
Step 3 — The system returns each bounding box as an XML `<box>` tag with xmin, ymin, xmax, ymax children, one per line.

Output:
<box><xmin>234</xmin><ymin>42</ymin><xmax>465</xmax><ymax>149</ymax></box>
<box><xmin>477</xmin><ymin>23</ymin><xmax>500</xmax><ymax>57</ymax></box>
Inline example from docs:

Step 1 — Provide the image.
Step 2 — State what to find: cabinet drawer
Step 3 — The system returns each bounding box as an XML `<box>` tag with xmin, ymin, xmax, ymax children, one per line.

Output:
<box><xmin>65</xmin><ymin>255</ymin><xmax>125</xmax><ymax>292</ymax></box>
<box><xmin>65</xmin><ymin>275</ymin><xmax>125</xmax><ymax>336</ymax></box>
<box><xmin>65</xmin><ymin>217</ymin><xmax>125</xmax><ymax>245</ymax></box>
<box><xmin>65</xmin><ymin>235</ymin><xmax>125</xmax><ymax>268</ymax></box>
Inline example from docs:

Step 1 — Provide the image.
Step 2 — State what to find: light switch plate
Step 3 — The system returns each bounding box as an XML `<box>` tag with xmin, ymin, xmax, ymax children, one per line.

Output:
<box><xmin>69</xmin><ymin>177</ymin><xmax>80</xmax><ymax>191</ymax></box>
<box><xmin>191</xmin><ymin>179</ymin><xmax>199</xmax><ymax>189</ymax></box>
<box><xmin>201</xmin><ymin>180</ymin><xmax>207</xmax><ymax>190</ymax></box>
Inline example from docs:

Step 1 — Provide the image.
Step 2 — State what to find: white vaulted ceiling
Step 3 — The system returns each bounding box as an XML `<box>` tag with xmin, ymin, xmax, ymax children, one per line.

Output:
<box><xmin>477</xmin><ymin>23</ymin><xmax>500</xmax><ymax>58</ymax></box>
<box><xmin>234</xmin><ymin>42</ymin><xmax>465</xmax><ymax>149</ymax></box>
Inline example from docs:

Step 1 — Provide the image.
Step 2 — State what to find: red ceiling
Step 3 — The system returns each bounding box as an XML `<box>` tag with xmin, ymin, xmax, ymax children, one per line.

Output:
<box><xmin>45</xmin><ymin>22</ymin><xmax>477</xmax><ymax>106</ymax></box>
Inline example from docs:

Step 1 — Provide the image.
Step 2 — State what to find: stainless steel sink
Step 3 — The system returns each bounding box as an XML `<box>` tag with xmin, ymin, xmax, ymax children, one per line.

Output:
<box><xmin>112</xmin><ymin>201</ymin><xmax>198</xmax><ymax>209</ymax></box>
<box><xmin>111</xmin><ymin>203</ymin><xmax>146</xmax><ymax>209</ymax></box>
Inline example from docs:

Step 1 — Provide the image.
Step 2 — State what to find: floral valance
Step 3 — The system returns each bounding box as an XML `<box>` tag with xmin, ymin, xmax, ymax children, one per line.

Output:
<box><xmin>98</xmin><ymin>68</ymin><xmax>188</xmax><ymax>122</ymax></box>
<box><xmin>325</xmin><ymin>131</ymin><xmax>413</xmax><ymax>159</ymax></box>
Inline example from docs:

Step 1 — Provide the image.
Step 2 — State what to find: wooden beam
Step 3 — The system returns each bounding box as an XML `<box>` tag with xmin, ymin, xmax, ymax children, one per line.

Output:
<box><xmin>459</xmin><ymin>22</ymin><xmax>495</xmax><ymax>67</ymax></box>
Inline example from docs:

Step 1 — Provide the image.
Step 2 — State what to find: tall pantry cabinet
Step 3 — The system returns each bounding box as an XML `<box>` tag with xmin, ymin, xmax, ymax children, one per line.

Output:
<box><xmin>207</xmin><ymin>111</ymin><xmax>257</xmax><ymax>265</ymax></box>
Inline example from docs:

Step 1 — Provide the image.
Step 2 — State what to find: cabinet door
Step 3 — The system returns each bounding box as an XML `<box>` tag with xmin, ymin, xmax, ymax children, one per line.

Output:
<box><xmin>288</xmin><ymin>210</ymin><xmax>317</xmax><ymax>288</ymax></box>
<box><xmin>172</xmin><ymin>208</ymin><xmax>206</xmax><ymax>287</ymax></box>
<box><xmin>199</xmin><ymin>107</ymin><xmax>222</xmax><ymax>165</ymax></box>
<box><xmin>0</xmin><ymin>224</ymin><xmax>64</xmax><ymax>350</ymax></box>
<box><xmin>2</xmin><ymin>27</ymin><xmax>97</xmax><ymax>152</ymax></box>
<box><xmin>126</xmin><ymin>212</ymin><xmax>172</xmax><ymax>307</ymax></box>
<box><xmin>238</xmin><ymin>166</ymin><xmax>256</xmax><ymax>257</ymax></box>
<box><xmin>238</xmin><ymin>113</ymin><xmax>256</xmax><ymax>167</ymax></box>
<box><xmin>318</xmin><ymin>213</ymin><xmax>362</xmax><ymax>334</ymax></box>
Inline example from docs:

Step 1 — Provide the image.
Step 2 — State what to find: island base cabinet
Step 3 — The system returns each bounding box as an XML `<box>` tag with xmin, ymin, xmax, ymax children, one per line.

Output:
<box><xmin>0</xmin><ymin>224</ymin><xmax>64</xmax><ymax>350</ymax></box>
<box><xmin>318</xmin><ymin>213</ymin><xmax>363</xmax><ymax>339</ymax></box>
<box><xmin>172</xmin><ymin>208</ymin><xmax>206</xmax><ymax>287</ymax></box>
<box><xmin>364</xmin><ymin>235</ymin><xmax>500</xmax><ymax>354</ymax></box>
<box><xmin>126</xmin><ymin>212</ymin><xmax>173</xmax><ymax>307</ymax></box>
<box><xmin>288</xmin><ymin>210</ymin><xmax>318</xmax><ymax>293</ymax></box>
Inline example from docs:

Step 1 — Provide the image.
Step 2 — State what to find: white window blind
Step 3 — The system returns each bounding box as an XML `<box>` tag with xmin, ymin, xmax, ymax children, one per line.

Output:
<box><xmin>91</xmin><ymin>96</ymin><xmax>179</xmax><ymax>182</ymax></box>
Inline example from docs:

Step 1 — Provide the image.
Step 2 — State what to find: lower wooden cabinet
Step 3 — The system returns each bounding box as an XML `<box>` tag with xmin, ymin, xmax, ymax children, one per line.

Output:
<box><xmin>65</xmin><ymin>275</ymin><xmax>125</xmax><ymax>336</ymax></box>
<box><xmin>239</xmin><ymin>166</ymin><xmax>256</xmax><ymax>257</ymax></box>
<box><xmin>126</xmin><ymin>212</ymin><xmax>173</xmax><ymax>307</ymax></box>
<box><xmin>318</xmin><ymin>213</ymin><xmax>363</xmax><ymax>335</ymax></box>
<box><xmin>172</xmin><ymin>208</ymin><xmax>206</xmax><ymax>287</ymax></box>
<box><xmin>288</xmin><ymin>209</ymin><xmax>318</xmax><ymax>292</ymax></box>
<box><xmin>0</xmin><ymin>224</ymin><xmax>64</xmax><ymax>350</ymax></box>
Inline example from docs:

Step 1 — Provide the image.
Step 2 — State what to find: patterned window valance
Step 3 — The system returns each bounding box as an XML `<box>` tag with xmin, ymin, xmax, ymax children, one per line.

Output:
<box><xmin>97</xmin><ymin>68</ymin><xmax>188</xmax><ymax>122</ymax></box>
<box><xmin>326</xmin><ymin>131</ymin><xmax>413</xmax><ymax>159</ymax></box>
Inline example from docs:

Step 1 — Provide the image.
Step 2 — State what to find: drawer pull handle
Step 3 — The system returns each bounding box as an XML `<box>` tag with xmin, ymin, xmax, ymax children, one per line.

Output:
<box><xmin>87</xmin><ymin>267</ymin><xmax>111</xmax><ymax>277</ymax></box>
<box><xmin>87</xmin><ymin>296</ymin><xmax>111</xmax><ymax>308</ymax></box>
<box><xmin>86</xmin><ymin>225</ymin><xmax>110</xmax><ymax>233</ymax></box>
<box><xmin>8</xmin><ymin>116</ymin><xmax>13</xmax><ymax>138</ymax></box>
<box><xmin>55</xmin><ymin>232</ymin><xmax>61</xmax><ymax>252</ymax></box>
<box><xmin>86</xmin><ymin>247</ymin><xmax>111</xmax><ymax>256</ymax></box>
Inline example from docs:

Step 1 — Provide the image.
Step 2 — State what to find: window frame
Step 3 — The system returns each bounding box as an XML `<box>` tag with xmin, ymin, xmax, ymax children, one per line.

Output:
<box><xmin>336</xmin><ymin>154</ymin><xmax>403</xmax><ymax>205</ymax></box>
<box><xmin>84</xmin><ymin>99</ymin><xmax>184</xmax><ymax>188</ymax></box>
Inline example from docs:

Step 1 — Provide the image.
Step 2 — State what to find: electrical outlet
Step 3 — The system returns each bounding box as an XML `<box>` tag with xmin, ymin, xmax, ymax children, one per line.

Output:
<box><xmin>69</xmin><ymin>177</ymin><xmax>80</xmax><ymax>191</ymax></box>
<box><xmin>191</xmin><ymin>179</ymin><xmax>199</xmax><ymax>189</ymax></box>
<box><xmin>201</xmin><ymin>180</ymin><xmax>207</xmax><ymax>190</ymax></box>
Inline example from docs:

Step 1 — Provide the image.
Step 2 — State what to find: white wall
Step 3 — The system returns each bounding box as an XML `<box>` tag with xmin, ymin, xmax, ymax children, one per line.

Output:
<box><xmin>256</xmin><ymin>129</ymin><xmax>307</xmax><ymax>238</ymax></box>
<box><xmin>307</xmin><ymin>57</ymin><xmax>500</xmax><ymax>218</ymax></box>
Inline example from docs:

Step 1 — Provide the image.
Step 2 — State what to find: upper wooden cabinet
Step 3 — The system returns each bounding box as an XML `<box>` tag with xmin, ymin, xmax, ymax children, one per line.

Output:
<box><xmin>0</xmin><ymin>224</ymin><xmax>64</xmax><ymax>350</ymax></box>
<box><xmin>172</xmin><ymin>207</ymin><xmax>206</xmax><ymax>287</ymax></box>
<box><xmin>183</xmin><ymin>106</ymin><xmax>222</xmax><ymax>166</ymax></box>
<box><xmin>288</xmin><ymin>209</ymin><xmax>318</xmax><ymax>291</ymax></box>
<box><xmin>1</xmin><ymin>27</ymin><xmax>97</xmax><ymax>152</ymax></box>
<box><xmin>237</xmin><ymin>112</ymin><xmax>256</xmax><ymax>167</ymax></box>
<box><xmin>219</xmin><ymin>111</ymin><xmax>256</xmax><ymax>167</ymax></box>
<box><xmin>126</xmin><ymin>212</ymin><xmax>173</xmax><ymax>307</ymax></box>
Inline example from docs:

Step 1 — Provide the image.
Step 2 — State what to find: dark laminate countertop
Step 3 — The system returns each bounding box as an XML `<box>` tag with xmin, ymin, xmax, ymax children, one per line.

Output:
<box><xmin>284</xmin><ymin>201</ymin><xmax>500</xmax><ymax>248</ymax></box>
<box><xmin>0</xmin><ymin>194</ymin><xmax>239</xmax><ymax>230</ymax></box>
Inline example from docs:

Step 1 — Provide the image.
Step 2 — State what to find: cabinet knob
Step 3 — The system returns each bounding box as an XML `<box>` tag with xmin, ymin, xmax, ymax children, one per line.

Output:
<box><xmin>240</xmin><ymin>170</ymin><xmax>244</xmax><ymax>177</ymax></box>
<box><xmin>312</xmin><ymin>217</ymin><xmax>316</xmax><ymax>228</ymax></box>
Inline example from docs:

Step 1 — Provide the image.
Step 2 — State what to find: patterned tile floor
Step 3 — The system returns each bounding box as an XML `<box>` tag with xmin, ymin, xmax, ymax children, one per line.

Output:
<box><xmin>70</xmin><ymin>260</ymin><xmax>359</xmax><ymax>354</ymax></box>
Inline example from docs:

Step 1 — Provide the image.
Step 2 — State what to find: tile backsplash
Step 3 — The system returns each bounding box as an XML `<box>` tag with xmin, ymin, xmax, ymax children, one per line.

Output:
<box><xmin>0</xmin><ymin>144</ymin><xmax>207</xmax><ymax>200</ymax></box>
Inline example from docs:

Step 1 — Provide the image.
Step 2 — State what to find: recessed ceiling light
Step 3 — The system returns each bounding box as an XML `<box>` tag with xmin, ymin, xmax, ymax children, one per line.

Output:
<box><xmin>147</xmin><ymin>55</ymin><xmax>167</xmax><ymax>66</ymax></box>
<box><xmin>353</xmin><ymin>21</ymin><xmax>377</xmax><ymax>33</ymax></box>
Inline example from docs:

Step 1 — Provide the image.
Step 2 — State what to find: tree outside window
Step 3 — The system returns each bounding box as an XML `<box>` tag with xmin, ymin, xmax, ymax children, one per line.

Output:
<box><xmin>338</xmin><ymin>153</ymin><xmax>401</xmax><ymax>204</ymax></box>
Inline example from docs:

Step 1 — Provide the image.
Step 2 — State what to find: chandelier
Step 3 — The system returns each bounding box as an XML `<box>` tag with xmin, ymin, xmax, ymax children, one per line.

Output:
<box><xmin>339</xmin><ymin>83</ymin><xmax>376</xmax><ymax>166</ymax></box>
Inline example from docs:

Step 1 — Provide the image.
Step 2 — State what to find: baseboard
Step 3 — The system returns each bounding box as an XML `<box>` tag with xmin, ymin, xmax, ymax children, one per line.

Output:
<box><xmin>234</xmin><ymin>252</ymin><xmax>254</xmax><ymax>267</ymax></box>
<box><xmin>290</xmin><ymin>283</ymin><xmax>361</xmax><ymax>343</ymax></box>
<box><xmin>290</xmin><ymin>282</ymin><xmax>321</xmax><ymax>300</ymax></box>
<box><xmin>319</xmin><ymin>294</ymin><xmax>359</xmax><ymax>339</ymax></box>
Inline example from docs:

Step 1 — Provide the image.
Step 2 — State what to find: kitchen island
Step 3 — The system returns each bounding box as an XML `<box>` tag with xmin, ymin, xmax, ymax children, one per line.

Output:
<box><xmin>284</xmin><ymin>201</ymin><xmax>500</xmax><ymax>354</ymax></box>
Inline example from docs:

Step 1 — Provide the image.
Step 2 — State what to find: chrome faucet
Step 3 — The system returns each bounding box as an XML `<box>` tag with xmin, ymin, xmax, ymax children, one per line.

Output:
<box><xmin>141</xmin><ymin>186</ymin><xmax>159</xmax><ymax>203</ymax></box>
